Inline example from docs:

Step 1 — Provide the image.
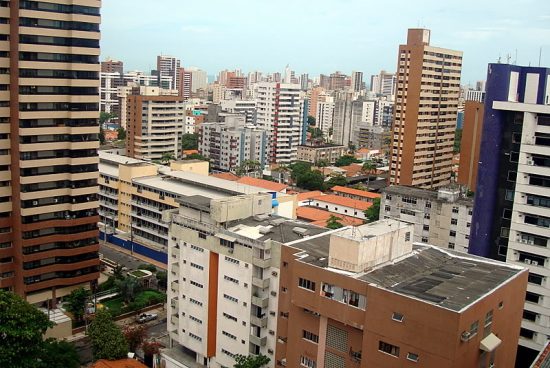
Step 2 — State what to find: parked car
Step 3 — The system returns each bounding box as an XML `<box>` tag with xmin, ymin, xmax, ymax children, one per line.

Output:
<box><xmin>136</xmin><ymin>313</ymin><xmax>158</xmax><ymax>324</ymax></box>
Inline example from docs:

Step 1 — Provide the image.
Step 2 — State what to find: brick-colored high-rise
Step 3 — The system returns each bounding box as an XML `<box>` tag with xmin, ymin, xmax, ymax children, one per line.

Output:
<box><xmin>390</xmin><ymin>29</ymin><xmax>462</xmax><ymax>188</ymax></box>
<box><xmin>0</xmin><ymin>0</ymin><xmax>101</xmax><ymax>305</ymax></box>
<box><xmin>457</xmin><ymin>101</ymin><xmax>484</xmax><ymax>191</ymax></box>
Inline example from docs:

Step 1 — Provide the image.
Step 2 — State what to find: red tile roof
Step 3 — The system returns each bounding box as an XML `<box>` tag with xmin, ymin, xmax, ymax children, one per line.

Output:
<box><xmin>312</xmin><ymin>194</ymin><xmax>372</xmax><ymax>211</ymax></box>
<box><xmin>331</xmin><ymin>186</ymin><xmax>381</xmax><ymax>199</ymax></box>
<box><xmin>339</xmin><ymin>164</ymin><xmax>364</xmax><ymax>177</ymax></box>
<box><xmin>211</xmin><ymin>172</ymin><xmax>240</xmax><ymax>181</ymax></box>
<box><xmin>297</xmin><ymin>191</ymin><xmax>324</xmax><ymax>202</ymax></box>
<box><xmin>92</xmin><ymin>359</ymin><xmax>148</xmax><ymax>368</ymax></box>
<box><xmin>236</xmin><ymin>177</ymin><xmax>288</xmax><ymax>192</ymax></box>
<box><xmin>296</xmin><ymin>207</ymin><xmax>363</xmax><ymax>227</ymax></box>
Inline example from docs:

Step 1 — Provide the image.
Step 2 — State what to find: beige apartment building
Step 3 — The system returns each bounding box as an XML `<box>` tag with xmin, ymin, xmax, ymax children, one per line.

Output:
<box><xmin>296</xmin><ymin>144</ymin><xmax>347</xmax><ymax>164</ymax></box>
<box><xmin>125</xmin><ymin>87</ymin><xmax>185</xmax><ymax>161</ymax></box>
<box><xmin>0</xmin><ymin>0</ymin><xmax>102</xmax><ymax>305</ymax></box>
<box><xmin>390</xmin><ymin>29</ymin><xmax>462</xmax><ymax>189</ymax></box>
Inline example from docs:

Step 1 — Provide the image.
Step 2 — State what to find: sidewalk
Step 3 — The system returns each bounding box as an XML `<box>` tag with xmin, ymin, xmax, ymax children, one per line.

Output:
<box><xmin>102</xmin><ymin>242</ymin><xmax>167</xmax><ymax>270</ymax></box>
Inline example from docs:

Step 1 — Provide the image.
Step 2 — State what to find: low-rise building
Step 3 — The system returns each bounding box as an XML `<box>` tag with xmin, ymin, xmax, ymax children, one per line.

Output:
<box><xmin>310</xmin><ymin>194</ymin><xmax>372</xmax><ymax>220</ymax></box>
<box><xmin>381</xmin><ymin>185</ymin><xmax>473</xmax><ymax>253</ymax></box>
<box><xmin>331</xmin><ymin>185</ymin><xmax>381</xmax><ymax>203</ymax></box>
<box><xmin>276</xmin><ymin>219</ymin><xmax>528</xmax><ymax>368</ymax></box>
<box><xmin>296</xmin><ymin>144</ymin><xmax>347</xmax><ymax>164</ymax></box>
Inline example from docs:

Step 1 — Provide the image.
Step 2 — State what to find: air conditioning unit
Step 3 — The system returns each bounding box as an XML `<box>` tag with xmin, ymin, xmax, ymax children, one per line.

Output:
<box><xmin>524</xmin><ymin>259</ymin><xmax>532</xmax><ymax>264</ymax></box>
<box><xmin>461</xmin><ymin>331</ymin><xmax>471</xmax><ymax>342</ymax></box>
<box><xmin>528</xmin><ymin>240</ymin><xmax>534</xmax><ymax>245</ymax></box>
<box><xmin>32</xmin><ymin>200</ymin><xmax>38</xmax><ymax>206</ymax></box>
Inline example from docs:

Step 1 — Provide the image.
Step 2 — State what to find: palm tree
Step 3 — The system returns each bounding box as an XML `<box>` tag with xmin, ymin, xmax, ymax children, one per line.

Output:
<box><xmin>160</xmin><ymin>151</ymin><xmax>176</xmax><ymax>164</ymax></box>
<box><xmin>237</xmin><ymin>160</ymin><xmax>262</xmax><ymax>178</ymax></box>
<box><xmin>362</xmin><ymin>161</ymin><xmax>377</xmax><ymax>190</ymax></box>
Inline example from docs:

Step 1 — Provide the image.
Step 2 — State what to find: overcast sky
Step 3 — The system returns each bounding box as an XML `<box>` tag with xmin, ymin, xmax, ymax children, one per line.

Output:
<box><xmin>101</xmin><ymin>0</ymin><xmax>550</xmax><ymax>85</ymax></box>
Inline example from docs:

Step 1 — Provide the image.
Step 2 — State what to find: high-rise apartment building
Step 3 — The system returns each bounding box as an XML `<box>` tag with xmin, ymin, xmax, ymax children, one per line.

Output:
<box><xmin>276</xmin><ymin>220</ymin><xmax>527</xmax><ymax>368</ymax></box>
<box><xmin>370</xmin><ymin>70</ymin><xmax>397</xmax><ymax>100</ymax></box>
<box><xmin>390</xmin><ymin>29</ymin><xmax>463</xmax><ymax>189</ymax></box>
<box><xmin>457</xmin><ymin>100</ymin><xmax>484</xmax><ymax>191</ymax></box>
<box><xmin>220</xmin><ymin>99</ymin><xmax>257</xmax><ymax>125</ymax></box>
<box><xmin>300</xmin><ymin>73</ymin><xmax>309</xmax><ymax>91</ymax></box>
<box><xmin>100</xmin><ymin>59</ymin><xmax>124</xmax><ymax>115</ymax></box>
<box><xmin>329</xmin><ymin>71</ymin><xmax>347</xmax><ymax>91</ymax></box>
<box><xmin>316</xmin><ymin>97</ymin><xmax>335</xmax><ymax>138</ymax></box>
<box><xmin>469</xmin><ymin>64</ymin><xmax>550</xmax><ymax>359</ymax></box>
<box><xmin>157</xmin><ymin>55</ymin><xmax>180</xmax><ymax>90</ymax></box>
<box><xmin>0</xmin><ymin>0</ymin><xmax>102</xmax><ymax>305</ymax></box>
<box><xmin>255</xmin><ymin>82</ymin><xmax>304</xmax><ymax>164</ymax></box>
<box><xmin>351</xmin><ymin>71</ymin><xmax>363</xmax><ymax>92</ymax></box>
<box><xmin>126</xmin><ymin>87</ymin><xmax>184</xmax><ymax>161</ymax></box>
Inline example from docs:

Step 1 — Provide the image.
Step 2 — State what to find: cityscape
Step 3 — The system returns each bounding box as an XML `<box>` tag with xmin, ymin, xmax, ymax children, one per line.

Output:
<box><xmin>1</xmin><ymin>1</ymin><xmax>550</xmax><ymax>368</ymax></box>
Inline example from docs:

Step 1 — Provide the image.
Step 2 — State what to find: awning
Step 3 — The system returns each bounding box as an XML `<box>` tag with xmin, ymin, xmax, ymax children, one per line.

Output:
<box><xmin>480</xmin><ymin>333</ymin><xmax>502</xmax><ymax>352</ymax></box>
<box><xmin>216</xmin><ymin>233</ymin><xmax>237</xmax><ymax>242</ymax></box>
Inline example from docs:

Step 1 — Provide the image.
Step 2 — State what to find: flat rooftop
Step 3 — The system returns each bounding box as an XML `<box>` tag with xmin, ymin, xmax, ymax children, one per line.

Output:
<box><xmin>383</xmin><ymin>185</ymin><xmax>473</xmax><ymax>206</ymax></box>
<box><xmin>288</xmin><ymin>232</ymin><xmax>523</xmax><ymax>311</ymax></box>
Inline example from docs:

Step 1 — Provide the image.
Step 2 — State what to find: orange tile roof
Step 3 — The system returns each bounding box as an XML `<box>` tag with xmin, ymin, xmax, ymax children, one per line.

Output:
<box><xmin>331</xmin><ymin>186</ymin><xmax>381</xmax><ymax>199</ymax></box>
<box><xmin>211</xmin><ymin>172</ymin><xmax>240</xmax><ymax>181</ymax></box>
<box><xmin>183</xmin><ymin>149</ymin><xmax>199</xmax><ymax>155</ymax></box>
<box><xmin>297</xmin><ymin>207</ymin><xmax>363</xmax><ymax>227</ymax></box>
<box><xmin>236</xmin><ymin>177</ymin><xmax>288</xmax><ymax>192</ymax></box>
<box><xmin>340</xmin><ymin>164</ymin><xmax>363</xmax><ymax>177</ymax></box>
<box><xmin>312</xmin><ymin>194</ymin><xmax>372</xmax><ymax>211</ymax></box>
<box><xmin>356</xmin><ymin>148</ymin><xmax>370</xmax><ymax>154</ymax></box>
<box><xmin>297</xmin><ymin>191</ymin><xmax>324</xmax><ymax>201</ymax></box>
<box><xmin>92</xmin><ymin>359</ymin><xmax>148</xmax><ymax>368</ymax></box>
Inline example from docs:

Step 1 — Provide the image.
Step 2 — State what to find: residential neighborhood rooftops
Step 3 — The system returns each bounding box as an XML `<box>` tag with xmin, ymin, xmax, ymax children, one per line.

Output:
<box><xmin>211</xmin><ymin>172</ymin><xmax>240</xmax><ymax>181</ymax></box>
<box><xmin>296</xmin><ymin>206</ymin><xmax>364</xmax><ymax>227</ymax></box>
<box><xmin>297</xmin><ymin>191</ymin><xmax>324</xmax><ymax>202</ymax></box>
<box><xmin>312</xmin><ymin>194</ymin><xmax>372</xmax><ymax>211</ymax></box>
<box><xmin>92</xmin><ymin>359</ymin><xmax>148</xmax><ymax>368</ymax></box>
<box><xmin>331</xmin><ymin>186</ymin><xmax>381</xmax><ymax>199</ymax></box>
<box><xmin>236</xmin><ymin>176</ymin><xmax>288</xmax><ymax>192</ymax></box>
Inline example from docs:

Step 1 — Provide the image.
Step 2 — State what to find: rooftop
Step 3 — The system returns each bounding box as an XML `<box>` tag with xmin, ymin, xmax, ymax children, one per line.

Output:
<box><xmin>331</xmin><ymin>186</ymin><xmax>381</xmax><ymax>199</ymax></box>
<box><xmin>297</xmin><ymin>190</ymin><xmax>324</xmax><ymax>202</ymax></box>
<box><xmin>92</xmin><ymin>359</ymin><xmax>148</xmax><ymax>368</ymax></box>
<box><xmin>312</xmin><ymin>194</ymin><xmax>372</xmax><ymax>211</ymax></box>
<box><xmin>211</xmin><ymin>172</ymin><xmax>240</xmax><ymax>181</ymax></box>
<box><xmin>236</xmin><ymin>176</ymin><xmax>288</xmax><ymax>192</ymax></box>
<box><xmin>296</xmin><ymin>206</ymin><xmax>364</xmax><ymax>227</ymax></box>
<box><xmin>531</xmin><ymin>341</ymin><xmax>550</xmax><ymax>368</ymax></box>
<box><xmin>288</xmin><ymin>232</ymin><xmax>524</xmax><ymax>312</ymax></box>
<box><xmin>383</xmin><ymin>185</ymin><xmax>473</xmax><ymax>206</ymax></box>
<box><xmin>298</xmin><ymin>144</ymin><xmax>346</xmax><ymax>149</ymax></box>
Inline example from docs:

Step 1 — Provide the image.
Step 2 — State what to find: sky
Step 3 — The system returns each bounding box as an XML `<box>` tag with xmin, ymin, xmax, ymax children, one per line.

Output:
<box><xmin>101</xmin><ymin>0</ymin><xmax>550</xmax><ymax>85</ymax></box>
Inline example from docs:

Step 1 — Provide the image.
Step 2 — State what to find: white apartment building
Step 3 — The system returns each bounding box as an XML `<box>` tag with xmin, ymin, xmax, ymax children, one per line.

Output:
<box><xmin>199</xmin><ymin>116</ymin><xmax>267</xmax><ymax>172</ymax></box>
<box><xmin>163</xmin><ymin>196</ymin><xmax>329</xmax><ymax>368</ymax></box>
<box><xmin>381</xmin><ymin>185</ymin><xmax>473</xmax><ymax>253</ymax></box>
<box><xmin>100</xmin><ymin>72</ymin><xmax>121</xmax><ymax>115</ymax></box>
<box><xmin>220</xmin><ymin>99</ymin><xmax>257</xmax><ymax>125</ymax></box>
<box><xmin>370</xmin><ymin>70</ymin><xmax>396</xmax><ymax>100</ymax></box>
<box><xmin>158</xmin><ymin>55</ymin><xmax>181</xmax><ymax>90</ymax></box>
<box><xmin>255</xmin><ymin>82</ymin><xmax>304</xmax><ymax>164</ymax></box>
<box><xmin>316</xmin><ymin>98</ymin><xmax>335</xmax><ymax>138</ymax></box>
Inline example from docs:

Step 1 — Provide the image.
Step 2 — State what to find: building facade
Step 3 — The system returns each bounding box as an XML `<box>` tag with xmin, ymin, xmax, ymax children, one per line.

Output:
<box><xmin>276</xmin><ymin>220</ymin><xmax>527</xmax><ymax>368</ymax></box>
<box><xmin>296</xmin><ymin>144</ymin><xmax>346</xmax><ymax>164</ymax></box>
<box><xmin>457</xmin><ymin>100</ymin><xmax>484</xmax><ymax>191</ymax></box>
<box><xmin>125</xmin><ymin>87</ymin><xmax>185</xmax><ymax>161</ymax></box>
<box><xmin>381</xmin><ymin>185</ymin><xmax>473</xmax><ymax>253</ymax></box>
<box><xmin>157</xmin><ymin>55</ymin><xmax>180</xmax><ymax>91</ymax></box>
<box><xmin>255</xmin><ymin>82</ymin><xmax>304</xmax><ymax>164</ymax></box>
<box><xmin>389</xmin><ymin>29</ymin><xmax>463</xmax><ymax>189</ymax></box>
<box><xmin>469</xmin><ymin>64</ymin><xmax>550</xmax><ymax>355</ymax></box>
<box><xmin>0</xmin><ymin>0</ymin><xmax>102</xmax><ymax>305</ymax></box>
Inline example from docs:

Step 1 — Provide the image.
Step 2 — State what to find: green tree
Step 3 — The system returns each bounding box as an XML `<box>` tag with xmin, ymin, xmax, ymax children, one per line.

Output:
<box><xmin>325</xmin><ymin>173</ymin><xmax>348</xmax><ymax>190</ymax></box>
<box><xmin>307</xmin><ymin>115</ymin><xmax>316</xmax><ymax>126</ymax></box>
<box><xmin>116</xmin><ymin>276</ymin><xmax>141</xmax><ymax>304</ymax></box>
<box><xmin>334</xmin><ymin>155</ymin><xmax>361</xmax><ymax>167</ymax></box>
<box><xmin>112</xmin><ymin>264</ymin><xmax>125</xmax><ymax>280</ymax></box>
<box><xmin>138</xmin><ymin>263</ymin><xmax>158</xmax><ymax>273</ymax></box>
<box><xmin>364</xmin><ymin>198</ymin><xmax>381</xmax><ymax>223</ymax></box>
<box><xmin>185</xmin><ymin>153</ymin><xmax>209</xmax><ymax>161</ymax></box>
<box><xmin>326</xmin><ymin>215</ymin><xmax>344</xmax><ymax>230</ymax></box>
<box><xmin>65</xmin><ymin>287</ymin><xmax>90</xmax><ymax>322</ymax></box>
<box><xmin>454</xmin><ymin>128</ymin><xmax>463</xmax><ymax>153</ymax></box>
<box><xmin>40</xmin><ymin>339</ymin><xmax>80</xmax><ymax>368</ymax></box>
<box><xmin>307</xmin><ymin>126</ymin><xmax>323</xmax><ymax>140</ymax></box>
<box><xmin>181</xmin><ymin>133</ymin><xmax>198</xmax><ymax>150</ymax></box>
<box><xmin>234</xmin><ymin>354</ymin><xmax>271</xmax><ymax>368</ymax></box>
<box><xmin>361</xmin><ymin>161</ymin><xmax>377</xmax><ymax>189</ymax></box>
<box><xmin>0</xmin><ymin>291</ymin><xmax>53</xmax><ymax>368</ymax></box>
<box><xmin>87</xmin><ymin>309</ymin><xmax>128</xmax><ymax>361</ymax></box>
<box><xmin>348</xmin><ymin>142</ymin><xmax>357</xmax><ymax>153</ymax></box>
<box><xmin>296</xmin><ymin>170</ymin><xmax>325</xmax><ymax>191</ymax></box>
<box><xmin>123</xmin><ymin>325</ymin><xmax>147</xmax><ymax>352</ymax></box>
<box><xmin>289</xmin><ymin>161</ymin><xmax>312</xmax><ymax>181</ymax></box>
<box><xmin>235</xmin><ymin>160</ymin><xmax>262</xmax><ymax>177</ymax></box>
<box><xmin>161</xmin><ymin>151</ymin><xmax>176</xmax><ymax>164</ymax></box>
<box><xmin>156</xmin><ymin>270</ymin><xmax>168</xmax><ymax>290</ymax></box>
<box><xmin>99</xmin><ymin>126</ymin><xmax>106</xmax><ymax>145</ymax></box>
<box><xmin>99</xmin><ymin>112</ymin><xmax>117</xmax><ymax>125</ymax></box>
<box><xmin>117</xmin><ymin>127</ymin><xmax>126</xmax><ymax>140</ymax></box>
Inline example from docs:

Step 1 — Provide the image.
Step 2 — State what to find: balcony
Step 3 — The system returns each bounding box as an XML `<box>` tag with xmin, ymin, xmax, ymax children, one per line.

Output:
<box><xmin>252</xmin><ymin>277</ymin><xmax>270</xmax><ymax>289</ymax></box>
<box><xmin>249</xmin><ymin>334</ymin><xmax>267</xmax><ymax>346</ymax></box>
<box><xmin>171</xmin><ymin>281</ymin><xmax>179</xmax><ymax>293</ymax></box>
<box><xmin>252</xmin><ymin>256</ymin><xmax>271</xmax><ymax>269</ymax></box>
<box><xmin>251</xmin><ymin>295</ymin><xmax>269</xmax><ymax>308</ymax></box>
<box><xmin>250</xmin><ymin>315</ymin><xmax>268</xmax><ymax>328</ymax></box>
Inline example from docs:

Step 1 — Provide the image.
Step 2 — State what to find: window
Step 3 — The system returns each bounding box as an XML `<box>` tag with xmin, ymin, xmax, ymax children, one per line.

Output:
<box><xmin>452</xmin><ymin>207</ymin><xmax>459</xmax><ymax>214</ymax></box>
<box><xmin>223</xmin><ymin>312</ymin><xmax>237</xmax><ymax>322</ymax></box>
<box><xmin>501</xmin><ymin>227</ymin><xmax>510</xmax><ymax>238</ymax></box>
<box><xmin>421</xmin><ymin>237</ymin><xmax>428</xmax><ymax>242</ymax></box>
<box><xmin>503</xmin><ymin>208</ymin><xmax>512</xmax><ymax>219</ymax></box>
<box><xmin>379</xmin><ymin>341</ymin><xmax>400</xmax><ymax>357</ymax></box>
<box><xmin>190</xmin><ymin>280</ymin><xmax>203</xmax><ymax>289</ymax></box>
<box><xmin>505</xmin><ymin>190</ymin><xmax>515</xmax><ymax>201</ymax></box>
<box><xmin>224</xmin><ymin>275</ymin><xmax>239</xmax><ymax>284</ymax></box>
<box><xmin>189</xmin><ymin>298</ymin><xmax>203</xmax><ymax>306</ymax></box>
<box><xmin>386</xmin><ymin>194</ymin><xmax>392</xmax><ymax>200</ymax></box>
<box><xmin>302</xmin><ymin>330</ymin><xmax>319</xmax><ymax>343</ymax></box>
<box><xmin>423</xmin><ymin>225</ymin><xmax>429</xmax><ymax>231</ymax></box>
<box><xmin>425</xmin><ymin>201</ymin><xmax>431</xmax><ymax>208</ymax></box>
<box><xmin>401</xmin><ymin>208</ymin><xmax>416</xmax><ymax>216</ymax></box>
<box><xmin>189</xmin><ymin>315</ymin><xmax>202</xmax><ymax>324</ymax></box>
<box><xmin>189</xmin><ymin>332</ymin><xmax>202</xmax><ymax>341</ymax></box>
<box><xmin>385</xmin><ymin>205</ymin><xmax>391</xmax><ymax>212</ymax></box>
<box><xmin>221</xmin><ymin>349</ymin><xmax>236</xmax><ymax>358</ymax></box>
<box><xmin>190</xmin><ymin>244</ymin><xmax>204</xmax><ymax>252</ymax></box>
<box><xmin>451</xmin><ymin>218</ymin><xmax>458</xmax><ymax>225</ymax></box>
<box><xmin>405</xmin><ymin>232</ymin><xmax>411</xmax><ymax>241</ymax></box>
<box><xmin>300</xmin><ymin>356</ymin><xmax>316</xmax><ymax>368</ymax></box>
<box><xmin>450</xmin><ymin>230</ymin><xmax>456</xmax><ymax>237</ymax></box>
<box><xmin>392</xmin><ymin>312</ymin><xmax>404</xmax><ymax>322</ymax></box>
<box><xmin>469</xmin><ymin>321</ymin><xmax>479</xmax><ymax>337</ymax></box>
<box><xmin>407</xmin><ymin>353</ymin><xmax>419</xmax><ymax>362</ymax></box>
<box><xmin>485</xmin><ymin>310</ymin><xmax>493</xmax><ymax>326</ymax></box>
<box><xmin>526</xmin><ymin>292</ymin><xmax>541</xmax><ymax>304</ymax></box>
<box><xmin>448</xmin><ymin>243</ymin><xmax>455</xmax><ymax>249</ymax></box>
<box><xmin>402</xmin><ymin>196</ymin><xmax>417</xmax><ymax>204</ymax></box>
<box><xmin>223</xmin><ymin>294</ymin><xmax>238</xmax><ymax>303</ymax></box>
<box><xmin>222</xmin><ymin>330</ymin><xmax>237</xmax><ymax>340</ymax></box>
<box><xmin>225</xmin><ymin>256</ymin><xmax>240</xmax><ymax>265</ymax></box>
<box><xmin>507</xmin><ymin>171</ymin><xmax>517</xmax><ymax>182</ymax></box>
<box><xmin>190</xmin><ymin>262</ymin><xmax>203</xmax><ymax>270</ymax></box>
<box><xmin>299</xmin><ymin>277</ymin><xmax>315</xmax><ymax>291</ymax></box>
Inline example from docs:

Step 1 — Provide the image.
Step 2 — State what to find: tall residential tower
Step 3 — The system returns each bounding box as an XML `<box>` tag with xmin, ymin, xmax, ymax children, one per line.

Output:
<box><xmin>389</xmin><ymin>29</ymin><xmax>462</xmax><ymax>189</ymax></box>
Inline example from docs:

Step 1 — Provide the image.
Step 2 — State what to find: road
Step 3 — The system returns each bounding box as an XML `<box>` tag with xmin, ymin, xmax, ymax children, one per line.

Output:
<box><xmin>100</xmin><ymin>243</ymin><xmax>160</xmax><ymax>272</ymax></box>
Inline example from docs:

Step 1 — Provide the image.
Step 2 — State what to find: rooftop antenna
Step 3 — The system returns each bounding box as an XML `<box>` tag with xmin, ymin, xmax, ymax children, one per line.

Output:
<box><xmin>497</xmin><ymin>54</ymin><xmax>502</xmax><ymax>64</ymax></box>
<box><xmin>506</xmin><ymin>53</ymin><xmax>512</xmax><ymax>64</ymax></box>
<box><xmin>539</xmin><ymin>47</ymin><xmax>543</xmax><ymax>67</ymax></box>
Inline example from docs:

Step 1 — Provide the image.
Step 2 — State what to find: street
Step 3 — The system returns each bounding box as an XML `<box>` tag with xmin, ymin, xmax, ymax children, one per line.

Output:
<box><xmin>100</xmin><ymin>243</ymin><xmax>160</xmax><ymax>273</ymax></box>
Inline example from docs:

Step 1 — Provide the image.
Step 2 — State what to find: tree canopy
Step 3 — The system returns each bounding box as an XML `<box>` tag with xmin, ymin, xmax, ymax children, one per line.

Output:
<box><xmin>289</xmin><ymin>161</ymin><xmax>312</xmax><ymax>181</ymax></box>
<box><xmin>40</xmin><ymin>339</ymin><xmax>80</xmax><ymax>368</ymax></box>
<box><xmin>0</xmin><ymin>291</ymin><xmax>53</xmax><ymax>368</ymax></box>
<box><xmin>117</xmin><ymin>127</ymin><xmax>126</xmax><ymax>140</ymax></box>
<box><xmin>364</xmin><ymin>198</ymin><xmax>381</xmax><ymax>223</ymax></box>
<box><xmin>334</xmin><ymin>155</ymin><xmax>362</xmax><ymax>167</ymax></box>
<box><xmin>326</xmin><ymin>215</ymin><xmax>344</xmax><ymax>229</ymax></box>
<box><xmin>325</xmin><ymin>173</ymin><xmax>348</xmax><ymax>189</ymax></box>
<box><xmin>181</xmin><ymin>133</ymin><xmax>199</xmax><ymax>150</ymax></box>
<box><xmin>307</xmin><ymin>115</ymin><xmax>316</xmax><ymax>126</ymax></box>
<box><xmin>87</xmin><ymin>309</ymin><xmax>128</xmax><ymax>360</ymax></box>
<box><xmin>234</xmin><ymin>354</ymin><xmax>271</xmax><ymax>368</ymax></box>
<box><xmin>184</xmin><ymin>153</ymin><xmax>209</xmax><ymax>161</ymax></box>
<box><xmin>296</xmin><ymin>170</ymin><xmax>325</xmax><ymax>191</ymax></box>
<box><xmin>454</xmin><ymin>128</ymin><xmax>462</xmax><ymax>153</ymax></box>
<box><xmin>99</xmin><ymin>112</ymin><xmax>117</xmax><ymax>125</ymax></box>
<box><xmin>65</xmin><ymin>287</ymin><xmax>90</xmax><ymax>322</ymax></box>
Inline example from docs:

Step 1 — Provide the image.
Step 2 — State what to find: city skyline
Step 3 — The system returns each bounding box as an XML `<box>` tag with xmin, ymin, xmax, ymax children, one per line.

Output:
<box><xmin>101</xmin><ymin>0</ymin><xmax>550</xmax><ymax>84</ymax></box>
